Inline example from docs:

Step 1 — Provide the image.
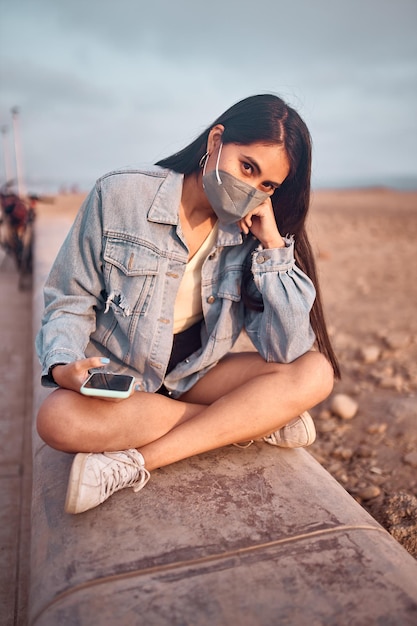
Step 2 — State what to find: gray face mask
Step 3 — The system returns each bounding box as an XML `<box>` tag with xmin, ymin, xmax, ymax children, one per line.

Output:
<box><xmin>202</xmin><ymin>143</ymin><xmax>269</xmax><ymax>225</ymax></box>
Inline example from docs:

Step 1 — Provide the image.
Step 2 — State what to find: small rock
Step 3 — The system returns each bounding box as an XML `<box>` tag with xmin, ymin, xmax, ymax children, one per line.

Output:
<box><xmin>403</xmin><ymin>450</ymin><xmax>417</xmax><ymax>468</ymax></box>
<box><xmin>370</xmin><ymin>466</ymin><xmax>383</xmax><ymax>475</ymax></box>
<box><xmin>356</xmin><ymin>381</ymin><xmax>374</xmax><ymax>393</ymax></box>
<box><xmin>360</xmin><ymin>345</ymin><xmax>381</xmax><ymax>364</ymax></box>
<box><xmin>372</xmin><ymin>364</ymin><xmax>394</xmax><ymax>380</ymax></box>
<box><xmin>338</xmin><ymin>473</ymin><xmax>348</xmax><ymax>484</ymax></box>
<box><xmin>357</xmin><ymin>485</ymin><xmax>381</xmax><ymax>500</ymax></box>
<box><xmin>330</xmin><ymin>394</ymin><xmax>359</xmax><ymax>420</ymax></box>
<box><xmin>369</xmin><ymin>474</ymin><xmax>386</xmax><ymax>486</ymax></box>
<box><xmin>328</xmin><ymin>461</ymin><xmax>343</xmax><ymax>474</ymax></box>
<box><xmin>378</xmin><ymin>375</ymin><xmax>404</xmax><ymax>391</ymax></box>
<box><xmin>356</xmin><ymin>444</ymin><xmax>375</xmax><ymax>458</ymax></box>
<box><xmin>366</xmin><ymin>423</ymin><xmax>388</xmax><ymax>435</ymax></box>
<box><xmin>332</xmin><ymin>446</ymin><xmax>354</xmax><ymax>461</ymax></box>
<box><xmin>317</xmin><ymin>420</ymin><xmax>337</xmax><ymax>433</ymax></box>
<box><xmin>319</xmin><ymin>409</ymin><xmax>332</xmax><ymax>420</ymax></box>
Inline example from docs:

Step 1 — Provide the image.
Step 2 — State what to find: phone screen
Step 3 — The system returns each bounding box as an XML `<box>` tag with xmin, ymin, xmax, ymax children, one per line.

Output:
<box><xmin>83</xmin><ymin>373</ymin><xmax>134</xmax><ymax>392</ymax></box>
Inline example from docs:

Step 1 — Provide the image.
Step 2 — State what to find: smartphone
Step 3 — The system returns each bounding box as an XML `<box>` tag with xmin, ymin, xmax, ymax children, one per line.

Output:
<box><xmin>80</xmin><ymin>372</ymin><xmax>135</xmax><ymax>399</ymax></box>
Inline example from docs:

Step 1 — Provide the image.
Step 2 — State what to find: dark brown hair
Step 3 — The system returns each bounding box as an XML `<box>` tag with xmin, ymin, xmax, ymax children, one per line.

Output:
<box><xmin>156</xmin><ymin>94</ymin><xmax>340</xmax><ymax>378</ymax></box>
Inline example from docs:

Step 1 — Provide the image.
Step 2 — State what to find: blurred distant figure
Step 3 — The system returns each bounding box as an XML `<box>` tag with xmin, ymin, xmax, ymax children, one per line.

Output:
<box><xmin>0</xmin><ymin>183</ymin><xmax>37</xmax><ymax>285</ymax></box>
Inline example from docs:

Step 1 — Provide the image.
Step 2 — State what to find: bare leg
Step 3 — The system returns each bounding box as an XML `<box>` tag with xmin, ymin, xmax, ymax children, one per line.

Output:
<box><xmin>37</xmin><ymin>351</ymin><xmax>333</xmax><ymax>467</ymax></box>
<box><xmin>37</xmin><ymin>386</ymin><xmax>206</xmax><ymax>453</ymax></box>
<box><xmin>140</xmin><ymin>351</ymin><xmax>333</xmax><ymax>470</ymax></box>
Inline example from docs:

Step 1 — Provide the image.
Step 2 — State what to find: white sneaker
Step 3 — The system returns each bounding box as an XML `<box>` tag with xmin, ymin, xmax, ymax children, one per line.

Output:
<box><xmin>65</xmin><ymin>449</ymin><xmax>150</xmax><ymax>514</ymax></box>
<box><xmin>263</xmin><ymin>411</ymin><xmax>316</xmax><ymax>448</ymax></box>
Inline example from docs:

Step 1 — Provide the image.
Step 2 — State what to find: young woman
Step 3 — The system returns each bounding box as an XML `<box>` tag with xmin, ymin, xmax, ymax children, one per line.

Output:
<box><xmin>36</xmin><ymin>94</ymin><xmax>339</xmax><ymax>514</ymax></box>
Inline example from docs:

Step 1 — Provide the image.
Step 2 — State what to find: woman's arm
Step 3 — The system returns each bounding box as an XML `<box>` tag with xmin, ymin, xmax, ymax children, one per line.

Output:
<box><xmin>244</xmin><ymin>238</ymin><xmax>316</xmax><ymax>363</ymax></box>
<box><xmin>35</xmin><ymin>184</ymin><xmax>106</xmax><ymax>385</ymax></box>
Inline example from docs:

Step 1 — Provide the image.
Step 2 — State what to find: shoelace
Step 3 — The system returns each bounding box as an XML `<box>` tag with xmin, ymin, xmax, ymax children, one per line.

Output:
<box><xmin>263</xmin><ymin>432</ymin><xmax>280</xmax><ymax>445</ymax></box>
<box><xmin>101</xmin><ymin>450</ymin><xmax>150</xmax><ymax>498</ymax></box>
<box><xmin>233</xmin><ymin>440</ymin><xmax>254</xmax><ymax>448</ymax></box>
<box><xmin>234</xmin><ymin>434</ymin><xmax>281</xmax><ymax>447</ymax></box>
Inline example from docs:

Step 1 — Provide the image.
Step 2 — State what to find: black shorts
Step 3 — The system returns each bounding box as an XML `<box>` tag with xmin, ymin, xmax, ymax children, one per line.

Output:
<box><xmin>156</xmin><ymin>321</ymin><xmax>202</xmax><ymax>397</ymax></box>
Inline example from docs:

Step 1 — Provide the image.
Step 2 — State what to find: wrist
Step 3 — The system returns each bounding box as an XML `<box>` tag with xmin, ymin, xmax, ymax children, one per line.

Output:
<box><xmin>48</xmin><ymin>362</ymin><xmax>67</xmax><ymax>384</ymax></box>
<box><xmin>263</xmin><ymin>237</ymin><xmax>285</xmax><ymax>249</ymax></box>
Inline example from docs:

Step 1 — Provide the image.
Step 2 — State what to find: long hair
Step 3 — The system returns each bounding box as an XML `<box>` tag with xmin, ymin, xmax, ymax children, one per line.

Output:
<box><xmin>156</xmin><ymin>94</ymin><xmax>340</xmax><ymax>378</ymax></box>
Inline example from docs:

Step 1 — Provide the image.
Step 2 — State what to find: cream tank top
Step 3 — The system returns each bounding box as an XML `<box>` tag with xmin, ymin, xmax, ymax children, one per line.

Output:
<box><xmin>173</xmin><ymin>223</ymin><xmax>219</xmax><ymax>334</ymax></box>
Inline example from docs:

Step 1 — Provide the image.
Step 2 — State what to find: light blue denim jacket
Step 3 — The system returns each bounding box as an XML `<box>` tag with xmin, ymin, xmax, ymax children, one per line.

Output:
<box><xmin>36</xmin><ymin>166</ymin><xmax>316</xmax><ymax>397</ymax></box>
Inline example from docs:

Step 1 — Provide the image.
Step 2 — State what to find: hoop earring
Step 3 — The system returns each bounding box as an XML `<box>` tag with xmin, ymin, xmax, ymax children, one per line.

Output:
<box><xmin>199</xmin><ymin>152</ymin><xmax>209</xmax><ymax>169</ymax></box>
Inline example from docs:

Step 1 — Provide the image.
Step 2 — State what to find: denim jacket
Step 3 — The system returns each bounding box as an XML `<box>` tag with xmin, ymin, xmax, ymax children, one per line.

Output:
<box><xmin>36</xmin><ymin>166</ymin><xmax>316</xmax><ymax>397</ymax></box>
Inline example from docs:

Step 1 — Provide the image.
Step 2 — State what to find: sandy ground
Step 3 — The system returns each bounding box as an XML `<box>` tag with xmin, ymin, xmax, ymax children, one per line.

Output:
<box><xmin>307</xmin><ymin>188</ymin><xmax>417</xmax><ymax>557</ymax></box>
<box><xmin>38</xmin><ymin>188</ymin><xmax>417</xmax><ymax>557</ymax></box>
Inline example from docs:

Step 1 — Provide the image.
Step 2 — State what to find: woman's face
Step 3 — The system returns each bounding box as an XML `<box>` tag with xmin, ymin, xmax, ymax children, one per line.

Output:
<box><xmin>206</xmin><ymin>128</ymin><xmax>290</xmax><ymax>196</ymax></box>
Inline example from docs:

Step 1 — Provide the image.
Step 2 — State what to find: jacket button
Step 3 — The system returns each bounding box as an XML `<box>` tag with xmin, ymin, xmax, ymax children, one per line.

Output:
<box><xmin>207</xmin><ymin>295</ymin><xmax>216</xmax><ymax>304</ymax></box>
<box><xmin>256</xmin><ymin>254</ymin><xmax>266</xmax><ymax>264</ymax></box>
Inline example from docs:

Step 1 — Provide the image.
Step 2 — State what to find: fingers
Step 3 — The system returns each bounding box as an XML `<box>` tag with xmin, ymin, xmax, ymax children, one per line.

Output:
<box><xmin>52</xmin><ymin>357</ymin><xmax>111</xmax><ymax>391</ymax></box>
<box><xmin>68</xmin><ymin>357</ymin><xmax>108</xmax><ymax>378</ymax></box>
<box><xmin>238</xmin><ymin>199</ymin><xmax>284</xmax><ymax>247</ymax></box>
<box><xmin>238</xmin><ymin>214</ymin><xmax>253</xmax><ymax>235</ymax></box>
<box><xmin>84</xmin><ymin>357</ymin><xmax>111</xmax><ymax>371</ymax></box>
<box><xmin>239</xmin><ymin>198</ymin><xmax>272</xmax><ymax>232</ymax></box>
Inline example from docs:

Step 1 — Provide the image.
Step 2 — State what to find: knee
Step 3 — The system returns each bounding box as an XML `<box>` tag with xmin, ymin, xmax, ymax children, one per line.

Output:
<box><xmin>305</xmin><ymin>351</ymin><xmax>335</xmax><ymax>401</ymax></box>
<box><xmin>289</xmin><ymin>351</ymin><xmax>334</xmax><ymax>406</ymax></box>
<box><xmin>36</xmin><ymin>390</ymin><xmax>76</xmax><ymax>451</ymax></box>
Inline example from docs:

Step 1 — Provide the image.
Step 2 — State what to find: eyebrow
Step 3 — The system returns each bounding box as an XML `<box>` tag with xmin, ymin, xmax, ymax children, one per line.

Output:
<box><xmin>241</xmin><ymin>153</ymin><xmax>282</xmax><ymax>189</ymax></box>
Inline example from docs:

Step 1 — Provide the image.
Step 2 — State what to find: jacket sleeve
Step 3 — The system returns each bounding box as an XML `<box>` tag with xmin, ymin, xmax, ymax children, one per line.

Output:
<box><xmin>244</xmin><ymin>238</ymin><xmax>316</xmax><ymax>363</ymax></box>
<box><xmin>35</xmin><ymin>183</ymin><xmax>106</xmax><ymax>385</ymax></box>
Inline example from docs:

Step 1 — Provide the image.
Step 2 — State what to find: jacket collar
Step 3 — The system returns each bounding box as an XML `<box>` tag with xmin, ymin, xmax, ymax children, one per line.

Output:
<box><xmin>147</xmin><ymin>168</ymin><xmax>244</xmax><ymax>247</ymax></box>
<box><xmin>147</xmin><ymin>168</ymin><xmax>183</xmax><ymax>225</ymax></box>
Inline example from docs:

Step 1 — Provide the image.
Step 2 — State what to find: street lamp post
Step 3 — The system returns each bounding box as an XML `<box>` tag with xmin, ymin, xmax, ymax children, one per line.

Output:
<box><xmin>11</xmin><ymin>106</ymin><xmax>26</xmax><ymax>198</ymax></box>
<box><xmin>1</xmin><ymin>125</ymin><xmax>13</xmax><ymax>185</ymax></box>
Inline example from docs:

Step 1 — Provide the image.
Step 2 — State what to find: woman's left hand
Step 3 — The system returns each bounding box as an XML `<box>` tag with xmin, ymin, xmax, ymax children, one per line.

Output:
<box><xmin>238</xmin><ymin>198</ymin><xmax>285</xmax><ymax>249</ymax></box>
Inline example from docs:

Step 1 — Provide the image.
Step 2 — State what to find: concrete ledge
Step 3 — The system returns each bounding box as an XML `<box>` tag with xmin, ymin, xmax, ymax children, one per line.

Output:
<box><xmin>30</xmin><ymin>208</ymin><xmax>417</xmax><ymax>625</ymax></box>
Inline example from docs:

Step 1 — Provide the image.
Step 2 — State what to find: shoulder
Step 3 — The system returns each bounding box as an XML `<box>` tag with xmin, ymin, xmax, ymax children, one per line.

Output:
<box><xmin>94</xmin><ymin>166</ymin><xmax>183</xmax><ymax>207</ymax></box>
<box><xmin>96</xmin><ymin>166</ymin><xmax>173</xmax><ymax>192</ymax></box>
<box><xmin>90</xmin><ymin>166</ymin><xmax>183</xmax><ymax>226</ymax></box>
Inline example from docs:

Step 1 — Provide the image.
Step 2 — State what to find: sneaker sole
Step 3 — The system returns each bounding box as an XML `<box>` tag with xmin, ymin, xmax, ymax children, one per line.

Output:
<box><xmin>65</xmin><ymin>453</ymin><xmax>90</xmax><ymax>514</ymax></box>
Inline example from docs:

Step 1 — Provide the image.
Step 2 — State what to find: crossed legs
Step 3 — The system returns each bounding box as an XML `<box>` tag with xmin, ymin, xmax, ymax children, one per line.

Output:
<box><xmin>37</xmin><ymin>350</ymin><xmax>334</xmax><ymax>472</ymax></box>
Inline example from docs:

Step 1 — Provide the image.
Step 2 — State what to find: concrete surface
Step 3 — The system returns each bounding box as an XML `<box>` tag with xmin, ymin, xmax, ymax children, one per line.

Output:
<box><xmin>0</xmin><ymin>251</ymin><xmax>32</xmax><ymax>626</ymax></box>
<box><xmin>28</xmin><ymin>205</ymin><xmax>417</xmax><ymax>625</ymax></box>
<box><xmin>30</xmin><ymin>441</ymin><xmax>417</xmax><ymax>626</ymax></box>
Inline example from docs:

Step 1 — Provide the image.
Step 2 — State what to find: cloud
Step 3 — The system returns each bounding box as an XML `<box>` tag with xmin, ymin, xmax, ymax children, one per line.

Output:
<box><xmin>0</xmin><ymin>0</ymin><xmax>416</xmax><ymax>191</ymax></box>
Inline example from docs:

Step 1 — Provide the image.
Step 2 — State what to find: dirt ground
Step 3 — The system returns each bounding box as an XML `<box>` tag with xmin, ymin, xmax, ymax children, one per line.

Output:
<box><xmin>42</xmin><ymin>188</ymin><xmax>417</xmax><ymax>558</ymax></box>
<box><xmin>306</xmin><ymin>188</ymin><xmax>417</xmax><ymax>558</ymax></box>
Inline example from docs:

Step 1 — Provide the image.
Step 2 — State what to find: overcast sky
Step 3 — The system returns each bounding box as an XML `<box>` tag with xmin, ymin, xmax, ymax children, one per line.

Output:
<box><xmin>1</xmin><ymin>0</ymin><xmax>416</xmax><ymax>194</ymax></box>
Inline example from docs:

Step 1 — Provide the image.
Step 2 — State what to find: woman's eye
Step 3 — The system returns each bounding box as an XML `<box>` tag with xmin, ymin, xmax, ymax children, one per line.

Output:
<box><xmin>242</xmin><ymin>162</ymin><xmax>253</xmax><ymax>174</ymax></box>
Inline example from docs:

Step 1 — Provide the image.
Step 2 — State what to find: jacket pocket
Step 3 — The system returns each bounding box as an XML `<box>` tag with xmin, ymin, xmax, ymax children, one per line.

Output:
<box><xmin>102</xmin><ymin>238</ymin><xmax>160</xmax><ymax>319</ymax></box>
<box><xmin>204</xmin><ymin>268</ymin><xmax>243</xmax><ymax>346</ymax></box>
<box><xmin>215</xmin><ymin>268</ymin><xmax>242</xmax><ymax>302</ymax></box>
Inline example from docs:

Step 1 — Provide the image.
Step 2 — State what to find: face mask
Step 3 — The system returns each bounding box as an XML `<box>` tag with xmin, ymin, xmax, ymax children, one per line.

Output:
<box><xmin>202</xmin><ymin>143</ymin><xmax>269</xmax><ymax>225</ymax></box>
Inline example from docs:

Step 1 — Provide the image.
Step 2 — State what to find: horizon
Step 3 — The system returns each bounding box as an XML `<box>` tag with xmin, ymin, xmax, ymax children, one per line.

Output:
<box><xmin>4</xmin><ymin>170</ymin><xmax>416</xmax><ymax>198</ymax></box>
<box><xmin>1</xmin><ymin>0</ymin><xmax>416</xmax><ymax>200</ymax></box>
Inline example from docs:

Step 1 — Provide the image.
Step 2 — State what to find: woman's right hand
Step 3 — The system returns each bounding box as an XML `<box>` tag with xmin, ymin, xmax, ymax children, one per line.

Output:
<box><xmin>51</xmin><ymin>357</ymin><xmax>110</xmax><ymax>393</ymax></box>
